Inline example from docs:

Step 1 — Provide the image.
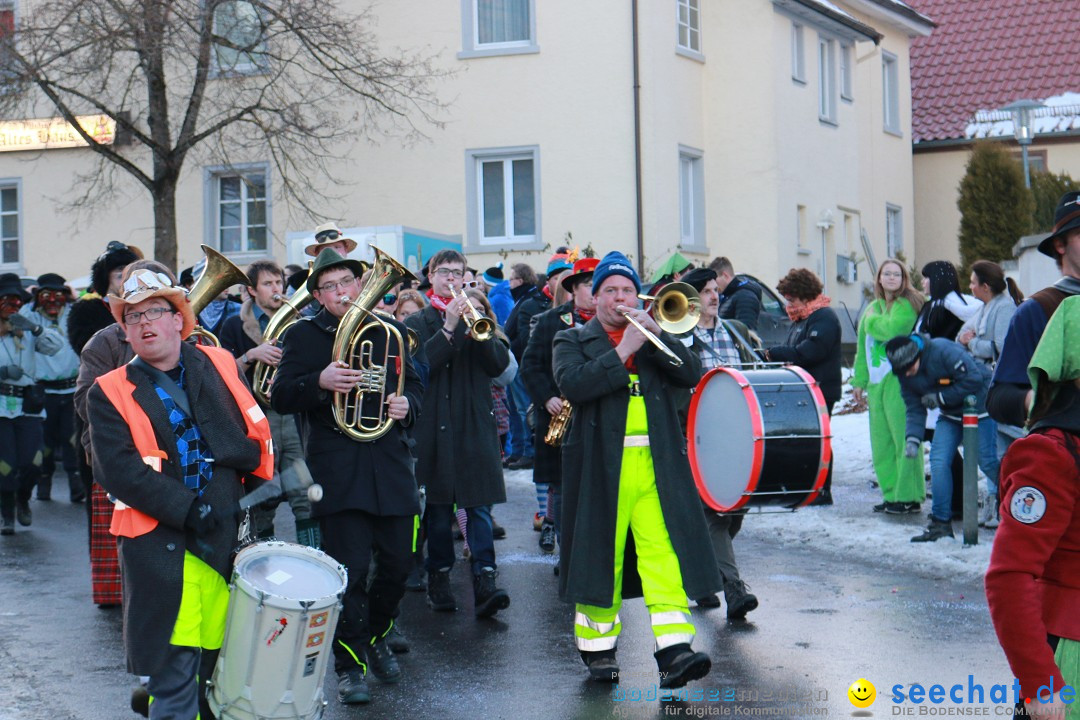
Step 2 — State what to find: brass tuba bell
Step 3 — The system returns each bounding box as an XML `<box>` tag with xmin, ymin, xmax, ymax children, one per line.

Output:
<box><xmin>331</xmin><ymin>247</ymin><xmax>417</xmax><ymax>441</ymax></box>
<box><xmin>186</xmin><ymin>245</ymin><xmax>250</xmax><ymax>346</ymax></box>
<box><xmin>252</xmin><ymin>277</ymin><xmax>314</xmax><ymax>405</ymax></box>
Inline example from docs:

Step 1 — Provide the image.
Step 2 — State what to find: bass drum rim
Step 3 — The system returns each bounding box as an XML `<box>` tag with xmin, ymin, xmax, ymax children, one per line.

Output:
<box><xmin>688</xmin><ymin>365</ymin><xmax>833</xmax><ymax>513</ymax></box>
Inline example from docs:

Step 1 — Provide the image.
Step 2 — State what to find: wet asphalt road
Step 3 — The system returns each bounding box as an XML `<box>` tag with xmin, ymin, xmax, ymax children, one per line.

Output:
<box><xmin>0</xmin><ymin>470</ymin><xmax>1014</xmax><ymax>720</ymax></box>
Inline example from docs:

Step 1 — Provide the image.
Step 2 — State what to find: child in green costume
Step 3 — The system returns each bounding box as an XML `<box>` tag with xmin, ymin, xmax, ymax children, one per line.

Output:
<box><xmin>852</xmin><ymin>260</ymin><xmax>926</xmax><ymax>513</ymax></box>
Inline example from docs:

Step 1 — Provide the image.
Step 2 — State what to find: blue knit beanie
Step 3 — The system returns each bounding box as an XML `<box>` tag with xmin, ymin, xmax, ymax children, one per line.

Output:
<box><xmin>591</xmin><ymin>251</ymin><xmax>641</xmax><ymax>295</ymax></box>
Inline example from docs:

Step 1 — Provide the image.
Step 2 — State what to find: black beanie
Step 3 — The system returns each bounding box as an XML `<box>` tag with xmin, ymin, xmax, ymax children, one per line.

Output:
<box><xmin>90</xmin><ymin>244</ymin><xmax>138</xmax><ymax>296</ymax></box>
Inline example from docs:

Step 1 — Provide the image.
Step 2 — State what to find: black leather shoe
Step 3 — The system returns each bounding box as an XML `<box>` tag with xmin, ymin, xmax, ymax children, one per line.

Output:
<box><xmin>130</xmin><ymin>686</ymin><xmax>150</xmax><ymax>717</ymax></box>
<box><xmin>386</xmin><ymin>624</ymin><xmax>409</xmax><ymax>654</ymax></box>
<box><xmin>0</xmin><ymin>517</ymin><xmax>12</xmax><ymax>536</ymax></box>
<box><xmin>724</xmin><ymin>580</ymin><xmax>758</xmax><ymax>619</ymax></box>
<box><xmin>474</xmin><ymin>568</ymin><xmax>510</xmax><ymax>618</ymax></box>
<box><xmin>581</xmin><ymin>650</ymin><xmax>620</xmax><ymax>682</ymax></box>
<box><xmin>337</xmin><ymin>669</ymin><xmax>371</xmax><ymax>704</ymax></box>
<box><xmin>405</xmin><ymin>565</ymin><xmax>427</xmax><ymax>592</ymax></box>
<box><xmin>427</xmin><ymin>569</ymin><xmax>457</xmax><ymax>612</ymax></box>
<box><xmin>16</xmin><ymin>500</ymin><xmax>31</xmax><ymax>527</ymax></box>
<box><xmin>367</xmin><ymin>639</ymin><xmax>401</xmax><ymax>683</ymax></box>
<box><xmin>695</xmin><ymin>594</ymin><xmax>721</xmax><ymax>609</ymax></box>
<box><xmin>656</xmin><ymin>643</ymin><xmax>711</xmax><ymax>689</ymax></box>
<box><xmin>492</xmin><ymin>518</ymin><xmax>507</xmax><ymax>539</ymax></box>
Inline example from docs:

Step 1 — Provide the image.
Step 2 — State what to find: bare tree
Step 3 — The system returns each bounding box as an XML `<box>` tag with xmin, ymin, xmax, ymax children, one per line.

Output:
<box><xmin>0</xmin><ymin>0</ymin><xmax>447</xmax><ymax>270</ymax></box>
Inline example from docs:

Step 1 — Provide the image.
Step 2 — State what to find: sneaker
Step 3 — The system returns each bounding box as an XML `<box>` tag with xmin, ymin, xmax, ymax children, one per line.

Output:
<box><xmin>873</xmin><ymin>502</ymin><xmax>888</xmax><ymax>513</ymax></box>
<box><xmin>508</xmin><ymin>456</ymin><xmax>534</xmax><ymax>470</ymax></box>
<box><xmin>532</xmin><ymin>512</ymin><xmax>544</xmax><ymax>532</ymax></box>
<box><xmin>473</xmin><ymin>567</ymin><xmax>510</xmax><ymax>618</ymax></box>
<box><xmin>503</xmin><ymin>455</ymin><xmax>520</xmax><ymax>469</ymax></box>
<box><xmin>539</xmin><ymin>522</ymin><xmax>556</xmax><ymax>553</ymax></box>
<box><xmin>492</xmin><ymin>518</ymin><xmax>507</xmax><ymax>540</ymax></box>
<box><xmin>427</xmin><ymin>569</ymin><xmax>457</xmax><ymax>612</ymax></box>
<box><xmin>16</xmin><ymin>500</ymin><xmax>31</xmax><ymax>527</ymax></box>
<box><xmin>979</xmin><ymin>494</ymin><xmax>997</xmax><ymax>528</ymax></box>
<box><xmin>580</xmin><ymin>650</ymin><xmax>620</xmax><ymax>682</ymax></box>
<box><xmin>885</xmin><ymin>501</ymin><xmax>922</xmax><ymax>515</ymax></box>
<box><xmin>0</xmin><ymin>517</ymin><xmax>12</xmax><ymax>536</ymax></box>
<box><xmin>656</xmin><ymin>643</ymin><xmax>711</xmax><ymax>689</ymax></box>
<box><xmin>336</xmin><ymin>669</ymin><xmax>371</xmax><ymax>704</ymax></box>
<box><xmin>366</xmin><ymin>639</ymin><xmax>401</xmax><ymax>684</ymax></box>
<box><xmin>386</xmin><ymin>624</ymin><xmax>409</xmax><ymax>654</ymax></box>
<box><xmin>695</xmin><ymin>594</ymin><xmax>721</xmax><ymax>609</ymax></box>
<box><xmin>911</xmin><ymin>518</ymin><xmax>954</xmax><ymax>543</ymax></box>
<box><xmin>724</xmin><ymin>579</ymin><xmax>758</xmax><ymax>620</ymax></box>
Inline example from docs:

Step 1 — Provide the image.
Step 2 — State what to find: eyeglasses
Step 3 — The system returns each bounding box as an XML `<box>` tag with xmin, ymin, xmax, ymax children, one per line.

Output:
<box><xmin>382</xmin><ymin>293</ymin><xmax>397</xmax><ymax>305</ymax></box>
<box><xmin>316</xmin><ymin>275</ymin><xmax>357</xmax><ymax>294</ymax></box>
<box><xmin>433</xmin><ymin>268</ymin><xmax>464</xmax><ymax>278</ymax></box>
<box><xmin>122</xmin><ymin>306</ymin><xmax>174</xmax><ymax>325</ymax></box>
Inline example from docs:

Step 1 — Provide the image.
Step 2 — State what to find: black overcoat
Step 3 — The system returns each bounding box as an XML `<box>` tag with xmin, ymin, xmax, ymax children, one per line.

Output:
<box><xmin>86</xmin><ymin>343</ymin><xmax>265</xmax><ymax>676</ymax></box>
<box><xmin>270</xmin><ymin>308</ymin><xmax>423</xmax><ymax>518</ymax></box>
<box><xmin>405</xmin><ymin>304</ymin><xmax>510</xmax><ymax>507</ymax></box>
<box><xmin>552</xmin><ymin>319</ymin><xmax>721</xmax><ymax>606</ymax></box>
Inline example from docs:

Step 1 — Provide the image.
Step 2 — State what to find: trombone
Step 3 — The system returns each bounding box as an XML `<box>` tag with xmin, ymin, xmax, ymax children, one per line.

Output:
<box><xmin>449</xmin><ymin>285</ymin><xmax>494</xmax><ymax>341</ymax></box>
<box><xmin>618</xmin><ymin>281</ymin><xmax>702</xmax><ymax>367</ymax></box>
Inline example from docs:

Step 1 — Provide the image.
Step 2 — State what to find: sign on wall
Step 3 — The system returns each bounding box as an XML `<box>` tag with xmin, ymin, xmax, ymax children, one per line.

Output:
<box><xmin>0</xmin><ymin>114</ymin><xmax>116</xmax><ymax>152</ymax></box>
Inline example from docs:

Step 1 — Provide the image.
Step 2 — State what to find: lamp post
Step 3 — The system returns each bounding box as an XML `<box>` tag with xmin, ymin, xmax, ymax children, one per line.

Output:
<box><xmin>1003</xmin><ymin>99</ymin><xmax>1045</xmax><ymax>189</ymax></box>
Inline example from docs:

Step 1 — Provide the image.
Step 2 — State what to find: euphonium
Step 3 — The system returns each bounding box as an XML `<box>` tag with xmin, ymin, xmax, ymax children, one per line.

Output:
<box><xmin>544</xmin><ymin>398</ymin><xmax>573</xmax><ymax>447</ymax></box>
<box><xmin>186</xmin><ymin>245</ymin><xmax>250</xmax><ymax>346</ymax></box>
<box><xmin>449</xmin><ymin>285</ymin><xmax>494</xmax><ymax>341</ymax></box>
<box><xmin>331</xmin><ymin>247</ymin><xmax>417</xmax><ymax>441</ymax></box>
<box><xmin>253</xmin><ymin>283</ymin><xmax>314</xmax><ymax>405</ymax></box>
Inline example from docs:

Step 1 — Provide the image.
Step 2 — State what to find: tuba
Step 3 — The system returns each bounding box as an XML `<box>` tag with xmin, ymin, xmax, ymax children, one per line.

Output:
<box><xmin>187</xmin><ymin>245</ymin><xmax>250</xmax><ymax>346</ymax></box>
<box><xmin>331</xmin><ymin>247</ymin><xmax>417</xmax><ymax>441</ymax></box>
<box><xmin>252</xmin><ymin>281</ymin><xmax>314</xmax><ymax>405</ymax></box>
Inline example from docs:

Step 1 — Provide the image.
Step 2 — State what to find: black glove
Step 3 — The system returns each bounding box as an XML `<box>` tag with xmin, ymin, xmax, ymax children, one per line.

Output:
<box><xmin>7</xmin><ymin>314</ymin><xmax>40</xmax><ymax>336</ymax></box>
<box><xmin>185</xmin><ymin>500</ymin><xmax>221</xmax><ymax>537</ymax></box>
<box><xmin>920</xmin><ymin>393</ymin><xmax>940</xmax><ymax>410</ymax></box>
<box><xmin>904</xmin><ymin>437</ymin><xmax>922</xmax><ymax>459</ymax></box>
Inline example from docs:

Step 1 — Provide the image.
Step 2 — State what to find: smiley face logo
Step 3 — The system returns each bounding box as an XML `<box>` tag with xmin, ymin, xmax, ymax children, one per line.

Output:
<box><xmin>848</xmin><ymin>678</ymin><xmax>876</xmax><ymax>708</ymax></box>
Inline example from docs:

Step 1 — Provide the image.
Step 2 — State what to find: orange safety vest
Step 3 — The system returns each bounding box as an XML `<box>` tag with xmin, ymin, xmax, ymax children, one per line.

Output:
<box><xmin>95</xmin><ymin>345</ymin><xmax>274</xmax><ymax>538</ymax></box>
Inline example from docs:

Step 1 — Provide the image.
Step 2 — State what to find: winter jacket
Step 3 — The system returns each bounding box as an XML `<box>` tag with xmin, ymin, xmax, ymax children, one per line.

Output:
<box><xmin>507</xmin><ymin>286</ymin><xmax>549</xmax><ymax>361</ymax></box>
<box><xmin>719</xmin><ymin>275</ymin><xmax>762</xmax><ymax>330</ymax></box>
<box><xmin>960</xmin><ymin>291</ymin><xmax>1017</xmax><ymax>367</ymax></box>
<box><xmin>916</xmin><ymin>292</ymin><xmax>981</xmax><ymax>340</ymax></box>
<box><xmin>74</xmin><ymin>324</ymin><xmax>132</xmax><ymax>453</ymax></box>
<box><xmin>896</xmin><ymin>336</ymin><xmax>992</xmax><ymax>441</ymax></box>
<box><xmin>552</xmin><ymin>318</ymin><xmax>720</xmax><ymax>606</ymax></box>
<box><xmin>767</xmin><ymin>306</ymin><xmax>842</xmax><ymax>407</ymax></box>
<box><xmin>487</xmin><ymin>281</ymin><xmax>514</xmax><ymax>327</ymax></box>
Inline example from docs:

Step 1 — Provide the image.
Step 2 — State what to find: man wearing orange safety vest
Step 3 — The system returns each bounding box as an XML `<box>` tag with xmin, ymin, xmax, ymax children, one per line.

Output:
<box><xmin>87</xmin><ymin>268</ymin><xmax>273</xmax><ymax>720</ymax></box>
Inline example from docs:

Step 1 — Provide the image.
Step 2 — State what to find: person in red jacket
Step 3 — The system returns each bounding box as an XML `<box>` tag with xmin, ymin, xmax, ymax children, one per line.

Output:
<box><xmin>986</xmin><ymin>296</ymin><xmax>1080</xmax><ymax>720</ymax></box>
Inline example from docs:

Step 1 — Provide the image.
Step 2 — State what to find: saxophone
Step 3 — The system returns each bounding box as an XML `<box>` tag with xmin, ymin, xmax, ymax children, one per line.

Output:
<box><xmin>544</xmin><ymin>399</ymin><xmax>573</xmax><ymax>447</ymax></box>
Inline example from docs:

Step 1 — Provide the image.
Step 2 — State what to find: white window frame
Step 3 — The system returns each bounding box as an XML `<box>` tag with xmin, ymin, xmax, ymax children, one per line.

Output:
<box><xmin>882</xmin><ymin>51</ymin><xmax>901</xmax><ymax>135</ymax></box>
<box><xmin>464</xmin><ymin>146</ymin><xmax>542</xmax><ymax>252</ymax></box>
<box><xmin>203</xmin><ymin>163</ymin><xmax>272</xmax><ymax>261</ymax></box>
<box><xmin>210</xmin><ymin>0</ymin><xmax>268</xmax><ymax>77</ymax></box>
<box><xmin>840</xmin><ymin>44</ymin><xmax>853</xmax><ymax>101</ymax></box>
<box><xmin>817</xmin><ymin>35</ymin><xmax>837</xmax><ymax>125</ymax></box>
<box><xmin>676</xmin><ymin>0</ymin><xmax>704</xmax><ymax>61</ymax></box>
<box><xmin>0</xmin><ymin>178</ymin><xmax>21</xmax><ymax>271</ymax></box>
<box><xmin>886</xmin><ymin>203</ymin><xmax>903</xmax><ymax>258</ymax></box>
<box><xmin>459</xmin><ymin>0</ymin><xmax>538</xmax><ymax>59</ymax></box>
<box><xmin>791</xmin><ymin>22</ymin><xmax>806</xmax><ymax>84</ymax></box>
<box><xmin>678</xmin><ymin>145</ymin><xmax>706</xmax><ymax>253</ymax></box>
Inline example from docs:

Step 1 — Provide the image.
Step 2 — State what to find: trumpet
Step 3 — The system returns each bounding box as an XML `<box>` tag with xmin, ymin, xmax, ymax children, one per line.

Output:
<box><xmin>449</xmin><ymin>285</ymin><xmax>494</xmax><ymax>341</ymax></box>
<box><xmin>619</xmin><ymin>309</ymin><xmax>684</xmax><ymax>367</ymax></box>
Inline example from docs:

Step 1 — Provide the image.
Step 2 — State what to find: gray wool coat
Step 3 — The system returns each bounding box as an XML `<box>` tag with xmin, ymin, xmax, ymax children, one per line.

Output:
<box><xmin>405</xmin><ymin>304</ymin><xmax>511</xmax><ymax>507</ymax></box>
<box><xmin>87</xmin><ymin>342</ymin><xmax>264</xmax><ymax>676</ymax></box>
<box><xmin>552</xmin><ymin>319</ymin><xmax>722</xmax><ymax>607</ymax></box>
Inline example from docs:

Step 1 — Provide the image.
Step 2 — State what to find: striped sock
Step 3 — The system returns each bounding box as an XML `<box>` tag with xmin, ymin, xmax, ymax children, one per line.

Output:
<box><xmin>536</xmin><ymin>483</ymin><xmax>549</xmax><ymax>517</ymax></box>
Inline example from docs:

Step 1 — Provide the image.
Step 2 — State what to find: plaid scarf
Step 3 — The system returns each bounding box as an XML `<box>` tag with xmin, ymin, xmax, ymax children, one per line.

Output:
<box><xmin>786</xmin><ymin>295</ymin><xmax>831</xmax><ymax>322</ymax></box>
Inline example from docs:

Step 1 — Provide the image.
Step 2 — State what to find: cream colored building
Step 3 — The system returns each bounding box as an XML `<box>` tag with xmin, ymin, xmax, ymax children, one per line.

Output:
<box><xmin>0</xmin><ymin>0</ymin><xmax>931</xmax><ymax>315</ymax></box>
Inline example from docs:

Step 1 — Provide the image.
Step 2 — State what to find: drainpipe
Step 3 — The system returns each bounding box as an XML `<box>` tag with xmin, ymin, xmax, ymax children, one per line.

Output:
<box><xmin>632</xmin><ymin>0</ymin><xmax>644</xmax><ymax>276</ymax></box>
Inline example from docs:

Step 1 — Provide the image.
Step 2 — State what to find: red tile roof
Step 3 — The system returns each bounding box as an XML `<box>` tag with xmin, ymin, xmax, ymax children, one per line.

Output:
<box><xmin>907</xmin><ymin>0</ymin><xmax>1078</xmax><ymax>144</ymax></box>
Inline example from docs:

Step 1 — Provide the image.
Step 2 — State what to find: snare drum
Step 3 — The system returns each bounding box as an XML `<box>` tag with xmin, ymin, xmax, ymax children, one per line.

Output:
<box><xmin>688</xmin><ymin>366</ymin><xmax>832</xmax><ymax>512</ymax></box>
<box><xmin>209</xmin><ymin>541</ymin><xmax>347</xmax><ymax>720</ymax></box>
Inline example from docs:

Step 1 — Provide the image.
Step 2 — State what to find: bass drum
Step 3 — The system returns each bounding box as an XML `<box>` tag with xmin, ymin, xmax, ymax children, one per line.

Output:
<box><xmin>209</xmin><ymin>541</ymin><xmax>347</xmax><ymax>720</ymax></box>
<box><xmin>688</xmin><ymin>366</ymin><xmax>832</xmax><ymax>512</ymax></box>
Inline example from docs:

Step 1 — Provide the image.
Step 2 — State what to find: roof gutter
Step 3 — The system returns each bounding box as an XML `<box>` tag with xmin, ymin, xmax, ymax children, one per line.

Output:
<box><xmin>777</xmin><ymin>0</ymin><xmax>883</xmax><ymax>44</ymax></box>
<box><xmin>631</xmin><ymin>0</ymin><xmax>644</xmax><ymax>275</ymax></box>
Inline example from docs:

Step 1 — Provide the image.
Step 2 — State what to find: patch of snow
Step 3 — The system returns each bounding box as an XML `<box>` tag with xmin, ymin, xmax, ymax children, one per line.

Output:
<box><xmin>804</xmin><ymin>0</ymin><xmax>855</xmax><ymax>20</ymax></box>
<box><xmin>966</xmin><ymin>92</ymin><xmax>1080</xmax><ymax>139</ymax></box>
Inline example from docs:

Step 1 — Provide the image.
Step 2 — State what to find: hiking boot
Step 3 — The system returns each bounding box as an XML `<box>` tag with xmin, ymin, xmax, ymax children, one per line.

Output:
<box><xmin>695</xmin><ymin>594</ymin><xmax>721</xmax><ymax>609</ymax></box>
<box><xmin>724</xmin><ymin>579</ymin><xmax>758</xmax><ymax>620</ymax></box>
<box><xmin>911</xmin><ymin>518</ymin><xmax>954</xmax><ymax>543</ymax></box>
<box><xmin>656</xmin><ymin>643</ymin><xmax>711</xmax><ymax>689</ymax></box>
<box><xmin>366</xmin><ymin>638</ymin><xmax>401</xmax><ymax>684</ymax></box>
<box><xmin>336</xmin><ymin>668</ymin><xmax>371</xmax><ymax>704</ymax></box>
<box><xmin>980</xmin><ymin>494</ymin><xmax>998</xmax><ymax>528</ymax></box>
<box><xmin>539</xmin><ymin>522</ymin><xmax>557</xmax><ymax>553</ymax></box>
<box><xmin>386</xmin><ymin>623</ymin><xmax>409</xmax><ymax>654</ymax></box>
<box><xmin>426</xmin><ymin>569</ymin><xmax>457</xmax><ymax>612</ymax></box>
<box><xmin>15</xmin><ymin>499</ymin><xmax>31</xmax><ymax>527</ymax></box>
<box><xmin>580</xmin><ymin>650</ymin><xmax>620</xmax><ymax>682</ymax></box>
<box><xmin>473</xmin><ymin>567</ymin><xmax>510</xmax><ymax>618</ymax></box>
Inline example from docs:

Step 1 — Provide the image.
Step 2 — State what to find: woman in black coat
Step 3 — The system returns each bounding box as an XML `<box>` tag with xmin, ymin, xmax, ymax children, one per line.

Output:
<box><xmin>916</xmin><ymin>260</ymin><xmax>981</xmax><ymax>340</ymax></box>
<box><xmin>765</xmin><ymin>268</ymin><xmax>842</xmax><ymax>504</ymax></box>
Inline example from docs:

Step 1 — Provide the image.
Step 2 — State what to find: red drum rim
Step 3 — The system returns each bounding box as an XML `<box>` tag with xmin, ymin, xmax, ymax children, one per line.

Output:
<box><xmin>688</xmin><ymin>367</ymin><xmax>764</xmax><ymax>512</ymax></box>
<box><xmin>784</xmin><ymin>365</ymin><xmax>833</xmax><ymax>508</ymax></box>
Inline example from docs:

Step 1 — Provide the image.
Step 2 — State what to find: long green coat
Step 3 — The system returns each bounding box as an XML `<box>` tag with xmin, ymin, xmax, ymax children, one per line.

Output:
<box><xmin>552</xmin><ymin>319</ymin><xmax>722</xmax><ymax>607</ymax></box>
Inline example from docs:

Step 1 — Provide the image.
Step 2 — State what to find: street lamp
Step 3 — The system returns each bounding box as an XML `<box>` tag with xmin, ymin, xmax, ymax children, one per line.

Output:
<box><xmin>1002</xmin><ymin>99</ymin><xmax>1045</xmax><ymax>189</ymax></box>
